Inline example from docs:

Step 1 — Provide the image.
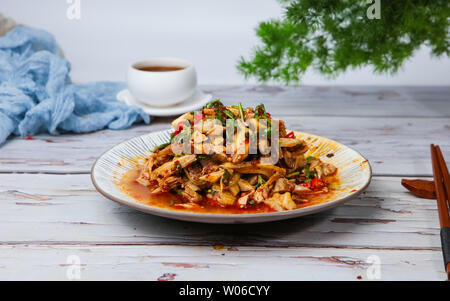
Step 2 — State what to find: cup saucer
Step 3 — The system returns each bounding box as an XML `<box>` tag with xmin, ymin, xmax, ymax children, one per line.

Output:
<box><xmin>117</xmin><ymin>88</ymin><xmax>212</xmax><ymax>116</ymax></box>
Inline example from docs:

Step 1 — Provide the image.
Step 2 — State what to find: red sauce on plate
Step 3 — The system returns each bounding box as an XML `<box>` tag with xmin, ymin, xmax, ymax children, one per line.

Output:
<box><xmin>117</xmin><ymin>168</ymin><xmax>339</xmax><ymax>214</ymax></box>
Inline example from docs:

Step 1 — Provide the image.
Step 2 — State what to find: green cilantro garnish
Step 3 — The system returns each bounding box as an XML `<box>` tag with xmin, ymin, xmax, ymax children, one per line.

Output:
<box><xmin>222</xmin><ymin>109</ymin><xmax>236</xmax><ymax>120</ymax></box>
<box><xmin>197</xmin><ymin>154</ymin><xmax>209</xmax><ymax>160</ymax></box>
<box><xmin>205</xmin><ymin>99</ymin><xmax>223</xmax><ymax>109</ymax></box>
<box><xmin>306</xmin><ymin>156</ymin><xmax>316</xmax><ymax>162</ymax></box>
<box><xmin>287</xmin><ymin>171</ymin><xmax>300</xmax><ymax>178</ymax></box>
<box><xmin>238</xmin><ymin>102</ymin><xmax>245</xmax><ymax>122</ymax></box>
<box><xmin>152</xmin><ymin>142</ymin><xmax>170</xmax><ymax>152</ymax></box>
<box><xmin>304</xmin><ymin>166</ymin><xmax>311</xmax><ymax>179</ymax></box>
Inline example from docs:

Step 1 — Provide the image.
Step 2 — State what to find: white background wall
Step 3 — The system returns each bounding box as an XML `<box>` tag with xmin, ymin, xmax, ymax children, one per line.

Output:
<box><xmin>2</xmin><ymin>0</ymin><xmax>450</xmax><ymax>85</ymax></box>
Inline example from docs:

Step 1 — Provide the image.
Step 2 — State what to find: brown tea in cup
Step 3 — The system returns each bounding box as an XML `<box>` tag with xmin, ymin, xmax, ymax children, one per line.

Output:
<box><xmin>136</xmin><ymin>66</ymin><xmax>185</xmax><ymax>72</ymax></box>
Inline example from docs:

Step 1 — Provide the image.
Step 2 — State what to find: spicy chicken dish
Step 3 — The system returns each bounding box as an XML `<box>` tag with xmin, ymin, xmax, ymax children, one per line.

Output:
<box><xmin>118</xmin><ymin>100</ymin><xmax>338</xmax><ymax>213</ymax></box>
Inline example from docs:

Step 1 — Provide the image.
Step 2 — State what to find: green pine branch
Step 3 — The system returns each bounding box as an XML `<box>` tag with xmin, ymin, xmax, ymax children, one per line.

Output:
<box><xmin>237</xmin><ymin>0</ymin><xmax>450</xmax><ymax>84</ymax></box>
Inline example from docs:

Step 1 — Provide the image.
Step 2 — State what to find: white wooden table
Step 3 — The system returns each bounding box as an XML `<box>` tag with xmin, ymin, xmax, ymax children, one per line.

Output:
<box><xmin>1</xmin><ymin>85</ymin><xmax>449</xmax><ymax>281</ymax></box>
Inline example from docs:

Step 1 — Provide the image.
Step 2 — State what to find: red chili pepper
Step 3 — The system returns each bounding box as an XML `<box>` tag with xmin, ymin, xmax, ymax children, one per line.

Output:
<box><xmin>266</xmin><ymin>112</ymin><xmax>271</xmax><ymax>118</ymax></box>
<box><xmin>194</xmin><ymin>113</ymin><xmax>204</xmax><ymax>122</ymax></box>
<box><xmin>285</xmin><ymin>131</ymin><xmax>295</xmax><ymax>139</ymax></box>
<box><xmin>173</xmin><ymin>122</ymin><xmax>184</xmax><ymax>136</ymax></box>
<box><xmin>311</xmin><ymin>178</ymin><xmax>326</xmax><ymax>189</ymax></box>
<box><xmin>24</xmin><ymin>136</ymin><xmax>34</xmax><ymax>140</ymax></box>
<box><xmin>301</xmin><ymin>182</ymin><xmax>310</xmax><ymax>187</ymax></box>
<box><xmin>257</xmin><ymin>107</ymin><xmax>265</xmax><ymax>116</ymax></box>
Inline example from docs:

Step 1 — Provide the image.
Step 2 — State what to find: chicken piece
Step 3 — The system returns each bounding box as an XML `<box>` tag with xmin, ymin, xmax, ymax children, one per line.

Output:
<box><xmin>210</xmin><ymin>136</ymin><xmax>225</xmax><ymax>154</ymax></box>
<box><xmin>309</xmin><ymin>158</ymin><xmax>321</xmax><ymax>170</ymax></box>
<box><xmin>158</xmin><ymin>176</ymin><xmax>182</xmax><ymax>192</ymax></box>
<box><xmin>264</xmin><ymin>192</ymin><xmax>297</xmax><ymax>211</ymax></box>
<box><xmin>273</xmin><ymin>177</ymin><xmax>295</xmax><ymax>194</ymax></box>
<box><xmin>181</xmin><ymin>185</ymin><xmax>202</xmax><ymax>203</ymax></box>
<box><xmin>184</xmin><ymin>180</ymin><xmax>201</xmax><ymax>192</ymax></box>
<box><xmin>151</xmin><ymin>155</ymin><xmax>196</xmax><ymax>179</ymax></box>
<box><xmin>200</xmin><ymin>159</ymin><xmax>220</xmax><ymax>173</ymax></box>
<box><xmin>309</xmin><ymin>158</ymin><xmax>337</xmax><ymax>179</ymax></box>
<box><xmin>283</xmin><ymin>149</ymin><xmax>306</xmax><ymax>170</ymax></box>
<box><xmin>228</xmin><ymin>172</ymin><xmax>241</xmax><ymax>187</ymax></box>
<box><xmin>322</xmin><ymin>163</ymin><xmax>337</xmax><ymax>176</ymax></box>
<box><xmin>278</xmin><ymin>120</ymin><xmax>287</xmax><ymax>138</ymax></box>
<box><xmin>192</xmin><ymin>125</ymin><xmax>208</xmax><ymax>154</ymax></box>
<box><xmin>292</xmin><ymin>194</ymin><xmax>309</xmax><ymax>203</ymax></box>
<box><xmin>199</xmin><ymin>170</ymin><xmax>224</xmax><ymax>183</ymax></box>
<box><xmin>253</xmin><ymin>170</ymin><xmax>284</xmax><ymax>203</ymax></box>
<box><xmin>238</xmin><ymin>179</ymin><xmax>254</xmax><ymax>192</ymax></box>
<box><xmin>136</xmin><ymin>176</ymin><xmax>151</xmax><ymax>187</ymax></box>
<box><xmin>136</xmin><ymin>158</ymin><xmax>155</xmax><ymax>186</ymax></box>
<box><xmin>258</xmin><ymin>138</ymin><xmax>270</xmax><ymax>154</ymax></box>
<box><xmin>225</xmin><ymin>106</ymin><xmax>240</xmax><ymax>117</ymax></box>
<box><xmin>217</xmin><ymin>190</ymin><xmax>236</xmax><ymax>206</ymax></box>
<box><xmin>202</xmin><ymin>118</ymin><xmax>218</xmax><ymax>135</ymax></box>
<box><xmin>293</xmin><ymin>184</ymin><xmax>313</xmax><ymax>194</ymax></box>
<box><xmin>185</xmin><ymin>163</ymin><xmax>208</xmax><ymax>187</ymax></box>
<box><xmin>230</xmin><ymin>129</ymin><xmax>249</xmax><ymax>163</ymax></box>
<box><xmin>192</xmin><ymin>130</ymin><xmax>207</xmax><ymax>143</ymax></box>
<box><xmin>279</xmin><ymin>192</ymin><xmax>297</xmax><ymax>210</ymax></box>
<box><xmin>237</xmin><ymin>191</ymin><xmax>254</xmax><ymax>208</ymax></box>
<box><xmin>279</xmin><ymin>137</ymin><xmax>303</xmax><ymax>148</ymax></box>
<box><xmin>253</xmin><ymin>183</ymin><xmax>272</xmax><ymax>203</ymax></box>
<box><xmin>265</xmin><ymin>171</ymin><xmax>283</xmax><ymax>187</ymax></box>
<box><xmin>171</xmin><ymin>112</ymin><xmax>193</xmax><ymax>129</ymax></box>
<box><xmin>221</xmin><ymin>162</ymin><xmax>285</xmax><ymax>178</ymax></box>
<box><xmin>153</xmin><ymin>145</ymin><xmax>174</xmax><ymax>165</ymax></box>
<box><xmin>202</xmin><ymin>108</ymin><xmax>216</xmax><ymax>116</ymax></box>
<box><xmin>282</xmin><ymin>150</ymin><xmax>295</xmax><ymax>169</ymax></box>
<box><xmin>244</xmin><ymin>108</ymin><xmax>255</xmax><ymax>121</ymax></box>
<box><xmin>212</xmin><ymin>152</ymin><xmax>230</xmax><ymax>163</ymax></box>
<box><xmin>247</xmin><ymin>175</ymin><xmax>258</xmax><ymax>186</ymax></box>
<box><xmin>229</xmin><ymin>184</ymin><xmax>240</xmax><ymax>196</ymax></box>
<box><xmin>219</xmin><ymin>168</ymin><xmax>234</xmax><ymax>191</ymax></box>
<box><xmin>308</xmin><ymin>158</ymin><xmax>323</xmax><ymax>178</ymax></box>
<box><xmin>173</xmin><ymin>203</ymin><xmax>203</xmax><ymax>210</ymax></box>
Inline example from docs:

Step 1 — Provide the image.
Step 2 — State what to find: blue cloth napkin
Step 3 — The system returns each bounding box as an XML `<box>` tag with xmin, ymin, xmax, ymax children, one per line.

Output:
<box><xmin>0</xmin><ymin>26</ymin><xmax>150</xmax><ymax>145</ymax></box>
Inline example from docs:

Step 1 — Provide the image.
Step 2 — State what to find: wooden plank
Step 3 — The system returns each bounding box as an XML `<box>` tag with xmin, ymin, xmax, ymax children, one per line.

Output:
<box><xmin>1</xmin><ymin>116</ymin><xmax>448</xmax><ymax>175</ymax></box>
<box><xmin>0</xmin><ymin>174</ymin><xmax>442</xmax><ymax>249</ymax></box>
<box><xmin>1</xmin><ymin>85</ymin><xmax>446</xmax><ymax>280</ymax></box>
<box><xmin>0</xmin><ymin>118</ymin><xmax>171</xmax><ymax>174</ymax></box>
<box><xmin>0</xmin><ymin>244</ymin><xmax>445</xmax><ymax>280</ymax></box>
<box><xmin>203</xmin><ymin>85</ymin><xmax>450</xmax><ymax>117</ymax></box>
<box><xmin>284</xmin><ymin>116</ymin><xmax>450</xmax><ymax>177</ymax></box>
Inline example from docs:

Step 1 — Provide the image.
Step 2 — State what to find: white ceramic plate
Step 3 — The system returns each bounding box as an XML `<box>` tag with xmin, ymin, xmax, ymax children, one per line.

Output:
<box><xmin>91</xmin><ymin>130</ymin><xmax>372</xmax><ymax>224</ymax></box>
<box><xmin>117</xmin><ymin>88</ymin><xmax>212</xmax><ymax>116</ymax></box>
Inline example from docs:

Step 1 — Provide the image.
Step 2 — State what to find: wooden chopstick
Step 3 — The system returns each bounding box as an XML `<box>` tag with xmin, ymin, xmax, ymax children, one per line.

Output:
<box><xmin>431</xmin><ymin>145</ymin><xmax>450</xmax><ymax>227</ymax></box>
<box><xmin>430</xmin><ymin>144</ymin><xmax>450</xmax><ymax>280</ymax></box>
<box><xmin>435</xmin><ymin>145</ymin><xmax>450</xmax><ymax>213</ymax></box>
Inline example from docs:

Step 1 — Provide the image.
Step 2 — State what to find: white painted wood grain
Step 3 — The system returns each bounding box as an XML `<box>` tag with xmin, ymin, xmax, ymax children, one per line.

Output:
<box><xmin>0</xmin><ymin>85</ymin><xmax>448</xmax><ymax>280</ymax></box>
<box><xmin>1</xmin><ymin>86</ymin><xmax>448</xmax><ymax>174</ymax></box>
<box><xmin>1</xmin><ymin>116</ymin><xmax>448</xmax><ymax>175</ymax></box>
<box><xmin>0</xmin><ymin>174</ymin><xmax>442</xmax><ymax>249</ymax></box>
<box><xmin>0</xmin><ymin>244</ymin><xmax>445</xmax><ymax>281</ymax></box>
<box><xmin>204</xmin><ymin>85</ymin><xmax>450</xmax><ymax>117</ymax></box>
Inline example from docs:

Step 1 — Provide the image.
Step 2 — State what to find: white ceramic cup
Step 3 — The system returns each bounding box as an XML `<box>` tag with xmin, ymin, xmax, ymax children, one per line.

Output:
<box><xmin>127</xmin><ymin>58</ymin><xmax>197</xmax><ymax>107</ymax></box>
